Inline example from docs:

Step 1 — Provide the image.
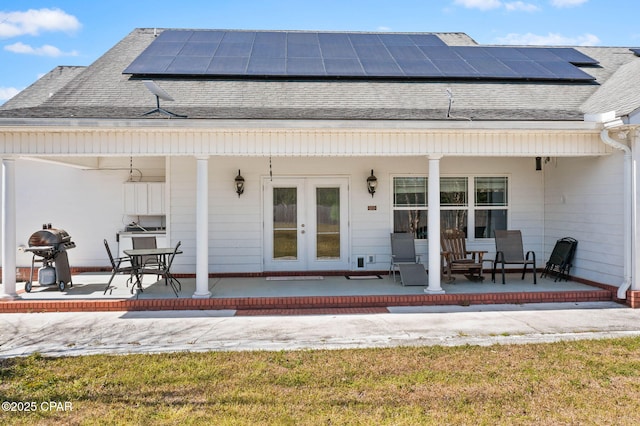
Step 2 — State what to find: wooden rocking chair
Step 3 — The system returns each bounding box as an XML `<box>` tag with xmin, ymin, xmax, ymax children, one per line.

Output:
<box><xmin>440</xmin><ymin>229</ymin><xmax>487</xmax><ymax>282</ymax></box>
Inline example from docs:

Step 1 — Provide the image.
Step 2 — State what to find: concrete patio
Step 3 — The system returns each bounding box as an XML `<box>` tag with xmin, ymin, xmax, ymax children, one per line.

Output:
<box><xmin>0</xmin><ymin>271</ymin><xmax>616</xmax><ymax>314</ymax></box>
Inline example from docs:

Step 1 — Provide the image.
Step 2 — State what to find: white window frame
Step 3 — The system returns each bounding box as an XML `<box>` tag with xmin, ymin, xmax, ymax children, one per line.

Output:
<box><xmin>391</xmin><ymin>174</ymin><xmax>510</xmax><ymax>241</ymax></box>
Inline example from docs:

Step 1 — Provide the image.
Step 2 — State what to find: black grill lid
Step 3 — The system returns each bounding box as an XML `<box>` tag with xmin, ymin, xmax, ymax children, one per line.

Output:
<box><xmin>28</xmin><ymin>227</ymin><xmax>72</xmax><ymax>247</ymax></box>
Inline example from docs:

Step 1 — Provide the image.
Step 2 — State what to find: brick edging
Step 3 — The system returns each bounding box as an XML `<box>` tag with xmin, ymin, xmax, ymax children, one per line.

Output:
<box><xmin>0</xmin><ymin>289</ymin><xmax>614</xmax><ymax>314</ymax></box>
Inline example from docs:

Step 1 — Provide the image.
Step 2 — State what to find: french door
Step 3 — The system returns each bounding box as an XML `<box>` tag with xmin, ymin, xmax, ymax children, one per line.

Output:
<box><xmin>264</xmin><ymin>177</ymin><xmax>349</xmax><ymax>271</ymax></box>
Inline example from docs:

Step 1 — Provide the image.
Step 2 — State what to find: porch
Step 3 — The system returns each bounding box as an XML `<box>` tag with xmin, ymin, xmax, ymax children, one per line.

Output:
<box><xmin>0</xmin><ymin>272</ymin><xmax>615</xmax><ymax>314</ymax></box>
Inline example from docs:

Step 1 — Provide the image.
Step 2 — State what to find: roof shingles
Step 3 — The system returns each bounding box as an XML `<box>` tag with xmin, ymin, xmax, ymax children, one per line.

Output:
<box><xmin>0</xmin><ymin>28</ymin><xmax>637</xmax><ymax>121</ymax></box>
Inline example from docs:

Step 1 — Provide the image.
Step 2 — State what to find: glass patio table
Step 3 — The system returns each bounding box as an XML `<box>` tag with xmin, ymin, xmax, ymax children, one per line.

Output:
<box><xmin>124</xmin><ymin>247</ymin><xmax>182</xmax><ymax>296</ymax></box>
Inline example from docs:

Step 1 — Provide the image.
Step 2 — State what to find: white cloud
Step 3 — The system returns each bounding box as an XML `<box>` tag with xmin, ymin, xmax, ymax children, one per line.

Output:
<box><xmin>4</xmin><ymin>41</ymin><xmax>78</xmax><ymax>57</ymax></box>
<box><xmin>453</xmin><ymin>0</ymin><xmax>502</xmax><ymax>10</ymax></box>
<box><xmin>495</xmin><ymin>32</ymin><xmax>601</xmax><ymax>46</ymax></box>
<box><xmin>505</xmin><ymin>1</ymin><xmax>540</xmax><ymax>12</ymax></box>
<box><xmin>0</xmin><ymin>87</ymin><xmax>21</xmax><ymax>102</ymax></box>
<box><xmin>454</xmin><ymin>0</ymin><xmax>540</xmax><ymax>12</ymax></box>
<box><xmin>550</xmin><ymin>0</ymin><xmax>588</xmax><ymax>7</ymax></box>
<box><xmin>0</xmin><ymin>8</ymin><xmax>81</xmax><ymax>38</ymax></box>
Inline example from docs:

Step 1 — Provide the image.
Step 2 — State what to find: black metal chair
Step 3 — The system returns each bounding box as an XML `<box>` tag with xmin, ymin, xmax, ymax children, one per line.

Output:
<box><xmin>103</xmin><ymin>239</ymin><xmax>134</xmax><ymax>295</ymax></box>
<box><xmin>132</xmin><ymin>236</ymin><xmax>161</xmax><ymax>280</ymax></box>
<box><xmin>493</xmin><ymin>230</ymin><xmax>536</xmax><ymax>284</ymax></box>
<box><xmin>541</xmin><ymin>237</ymin><xmax>577</xmax><ymax>282</ymax></box>
<box><xmin>160</xmin><ymin>241</ymin><xmax>182</xmax><ymax>297</ymax></box>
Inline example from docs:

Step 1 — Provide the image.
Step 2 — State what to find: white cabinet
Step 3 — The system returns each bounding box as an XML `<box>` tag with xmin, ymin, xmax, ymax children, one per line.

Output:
<box><xmin>123</xmin><ymin>182</ymin><xmax>165</xmax><ymax>215</ymax></box>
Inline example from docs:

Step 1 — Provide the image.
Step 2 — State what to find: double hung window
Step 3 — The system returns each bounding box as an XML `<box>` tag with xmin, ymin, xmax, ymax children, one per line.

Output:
<box><xmin>392</xmin><ymin>175</ymin><xmax>508</xmax><ymax>239</ymax></box>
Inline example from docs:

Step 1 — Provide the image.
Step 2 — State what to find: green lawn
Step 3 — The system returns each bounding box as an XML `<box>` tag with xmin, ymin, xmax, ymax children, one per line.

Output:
<box><xmin>2</xmin><ymin>337</ymin><xmax>640</xmax><ymax>424</ymax></box>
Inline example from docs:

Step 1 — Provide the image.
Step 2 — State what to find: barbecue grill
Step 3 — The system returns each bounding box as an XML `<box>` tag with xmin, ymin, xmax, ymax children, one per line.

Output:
<box><xmin>23</xmin><ymin>224</ymin><xmax>76</xmax><ymax>292</ymax></box>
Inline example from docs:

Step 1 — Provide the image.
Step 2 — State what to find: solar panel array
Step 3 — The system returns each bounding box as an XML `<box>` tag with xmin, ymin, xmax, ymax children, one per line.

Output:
<box><xmin>631</xmin><ymin>48</ymin><xmax>640</xmax><ymax>57</ymax></box>
<box><xmin>124</xmin><ymin>30</ymin><xmax>598</xmax><ymax>81</ymax></box>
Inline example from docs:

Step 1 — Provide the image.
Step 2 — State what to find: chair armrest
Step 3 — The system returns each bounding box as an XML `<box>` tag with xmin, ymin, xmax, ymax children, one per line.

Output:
<box><xmin>466</xmin><ymin>250</ymin><xmax>487</xmax><ymax>262</ymax></box>
<box><xmin>525</xmin><ymin>251</ymin><xmax>536</xmax><ymax>263</ymax></box>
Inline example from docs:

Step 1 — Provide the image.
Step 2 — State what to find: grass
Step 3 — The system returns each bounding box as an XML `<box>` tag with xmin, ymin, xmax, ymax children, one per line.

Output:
<box><xmin>2</xmin><ymin>337</ymin><xmax>640</xmax><ymax>424</ymax></box>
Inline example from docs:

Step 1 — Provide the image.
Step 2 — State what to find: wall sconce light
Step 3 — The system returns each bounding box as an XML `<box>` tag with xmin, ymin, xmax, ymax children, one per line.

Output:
<box><xmin>366</xmin><ymin>169</ymin><xmax>378</xmax><ymax>197</ymax></box>
<box><xmin>535</xmin><ymin>157</ymin><xmax>542</xmax><ymax>171</ymax></box>
<box><xmin>235</xmin><ymin>169</ymin><xmax>245</xmax><ymax>197</ymax></box>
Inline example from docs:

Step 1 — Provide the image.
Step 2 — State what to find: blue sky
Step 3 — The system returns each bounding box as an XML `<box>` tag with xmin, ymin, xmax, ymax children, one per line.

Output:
<box><xmin>1</xmin><ymin>0</ymin><xmax>639</xmax><ymax>103</ymax></box>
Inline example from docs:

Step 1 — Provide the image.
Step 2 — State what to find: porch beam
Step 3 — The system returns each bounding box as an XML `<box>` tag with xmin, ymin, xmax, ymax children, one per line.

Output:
<box><xmin>192</xmin><ymin>155</ymin><xmax>211</xmax><ymax>298</ymax></box>
<box><xmin>0</xmin><ymin>128</ymin><xmax>611</xmax><ymax>158</ymax></box>
<box><xmin>426</xmin><ymin>155</ymin><xmax>445</xmax><ymax>294</ymax></box>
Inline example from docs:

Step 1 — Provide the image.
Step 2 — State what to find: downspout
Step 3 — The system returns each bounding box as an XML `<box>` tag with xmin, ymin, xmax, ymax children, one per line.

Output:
<box><xmin>600</xmin><ymin>128</ymin><xmax>632</xmax><ymax>299</ymax></box>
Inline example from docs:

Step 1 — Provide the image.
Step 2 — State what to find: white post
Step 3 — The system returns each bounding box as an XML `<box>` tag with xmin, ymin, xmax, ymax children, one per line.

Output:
<box><xmin>633</xmin><ymin>129</ymin><xmax>640</xmax><ymax>292</ymax></box>
<box><xmin>426</xmin><ymin>155</ymin><xmax>445</xmax><ymax>294</ymax></box>
<box><xmin>1</xmin><ymin>158</ymin><xmax>17</xmax><ymax>299</ymax></box>
<box><xmin>192</xmin><ymin>156</ymin><xmax>211</xmax><ymax>298</ymax></box>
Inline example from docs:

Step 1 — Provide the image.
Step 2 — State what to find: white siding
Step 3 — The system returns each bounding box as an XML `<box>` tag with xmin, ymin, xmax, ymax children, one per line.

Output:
<box><xmin>0</xmin><ymin>157</ymin><xmax>165</xmax><ymax>268</ymax></box>
<box><xmin>169</xmin><ymin>156</ymin><xmax>545</xmax><ymax>274</ymax></box>
<box><xmin>544</xmin><ymin>154</ymin><xmax>625</xmax><ymax>286</ymax></box>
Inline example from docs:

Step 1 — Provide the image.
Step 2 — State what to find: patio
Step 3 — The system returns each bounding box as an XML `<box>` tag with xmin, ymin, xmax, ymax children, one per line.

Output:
<box><xmin>0</xmin><ymin>272</ymin><xmax>615</xmax><ymax>314</ymax></box>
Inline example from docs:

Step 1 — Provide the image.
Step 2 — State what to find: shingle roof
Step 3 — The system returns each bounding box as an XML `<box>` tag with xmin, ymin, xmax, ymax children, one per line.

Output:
<box><xmin>0</xmin><ymin>65</ymin><xmax>86</xmax><ymax>110</ymax></box>
<box><xmin>581</xmin><ymin>58</ymin><xmax>640</xmax><ymax>117</ymax></box>
<box><xmin>1</xmin><ymin>28</ymin><xmax>637</xmax><ymax>121</ymax></box>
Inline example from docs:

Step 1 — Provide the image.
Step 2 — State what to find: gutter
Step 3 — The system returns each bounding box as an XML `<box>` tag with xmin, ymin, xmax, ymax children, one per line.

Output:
<box><xmin>599</xmin><ymin>127</ymin><xmax>633</xmax><ymax>299</ymax></box>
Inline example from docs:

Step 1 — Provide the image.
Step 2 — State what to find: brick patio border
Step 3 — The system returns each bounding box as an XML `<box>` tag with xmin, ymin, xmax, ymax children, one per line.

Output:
<box><xmin>0</xmin><ymin>288</ymin><xmax>615</xmax><ymax>314</ymax></box>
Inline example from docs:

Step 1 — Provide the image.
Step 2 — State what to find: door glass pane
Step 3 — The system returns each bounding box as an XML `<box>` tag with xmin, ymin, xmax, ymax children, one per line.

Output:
<box><xmin>273</xmin><ymin>187</ymin><xmax>297</xmax><ymax>259</ymax></box>
<box><xmin>316</xmin><ymin>187</ymin><xmax>340</xmax><ymax>259</ymax></box>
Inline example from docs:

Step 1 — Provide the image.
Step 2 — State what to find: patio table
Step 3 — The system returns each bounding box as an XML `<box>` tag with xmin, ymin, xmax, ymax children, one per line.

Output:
<box><xmin>124</xmin><ymin>247</ymin><xmax>182</xmax><ymax>297</ymax></box>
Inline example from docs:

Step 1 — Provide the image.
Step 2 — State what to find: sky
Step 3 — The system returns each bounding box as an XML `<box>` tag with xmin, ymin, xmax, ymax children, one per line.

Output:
<box><xmin>1</xmin><ymin>0</ymin><xmax>639</xmax><ymax>104</ymax></box>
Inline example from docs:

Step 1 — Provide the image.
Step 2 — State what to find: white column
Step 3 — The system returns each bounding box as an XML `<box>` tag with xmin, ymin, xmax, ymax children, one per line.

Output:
<box><xmin>632</xmin><ymin>129</ymin><xmax>640</xmax><ymax>292</ymax></box>
<box><xmin>426</xmin><ymin>155</ymin><xmax>445</xmax><ymax>294</ymax></box>
<box><xmin>192</xmin><ymin>156</ymin><xmax>211</xmax><ymax>298</ymax></box>
<box><xmin>1</xmin><ymin>158</ymin><xmax>17</xmax><ymax>299</ymax></box>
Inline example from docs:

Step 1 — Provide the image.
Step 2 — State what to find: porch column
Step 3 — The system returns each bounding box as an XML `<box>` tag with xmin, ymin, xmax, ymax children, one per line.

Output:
<box><xmin>426</xmin><ymin>155</ymin><xmax>445</xmax><ymax>294</ymax></box>
<box><xmin>192</xmin><ymin>155</ymin><xmax>211</xmax><ymax>298</ymax></box>
<box><xmin>633</xmin><ymin>128</ymin><xmax>640</xmax><ymax>292</ymax></box>
<box><xmin>1</xmin><ymin>157</ymin><xmax>17</xmax><ymax>299</ymax></box>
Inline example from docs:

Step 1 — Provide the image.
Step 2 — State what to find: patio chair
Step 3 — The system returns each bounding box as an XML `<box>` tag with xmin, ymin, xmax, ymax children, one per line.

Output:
<box><xmin>440</xmin><ymin>229</ymin><xmax>486</xmax><ymax>282</ymax></box>
<box><xmin>132</xmin><ymin>236</ymin><xmax>161</xmax><ymax>280</ymax></box>
<box><xmin>493</xmin><ymin>230</ymin><xmax>536</xmax><ymax>284</ymax></box>
<box><xmin>541</xmin><ymin>237</ymin><xmax>577</xmax><ymax>282</ymax></box>
<box><xmin>159</xmin><ymin>241</ymin><xmax>182</xmax><ymax>297</ymax></box>
<box><xmin>389</xmin><ymin>233</ymin><xmax>421</xmax><ymax>283</ymax></box>
<box><xmin>103</xmin><ymin>239</ymin><xmax>134</xmax><ymax>295</ymax></box>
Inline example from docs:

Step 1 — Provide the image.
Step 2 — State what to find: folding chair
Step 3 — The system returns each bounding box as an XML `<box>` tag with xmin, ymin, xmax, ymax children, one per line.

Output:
<box><xmin>103</xmin><ymin>239</ymin><xmax>134</xmax><ymax>295</ymax></box>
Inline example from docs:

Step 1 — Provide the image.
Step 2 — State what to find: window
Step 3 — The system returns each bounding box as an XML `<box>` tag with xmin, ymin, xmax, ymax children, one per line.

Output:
<box><xmin>441</xmin><ymin>177</ymin><xmax>468</xmax><ymax>235</ymax></box>
<box><xmin>392</xmin><ymin>175</ymin><xmax>508</xmax><ymax>239</ymax></box>
<box><xmin>474</xmin><ymin>177</ymin><xmax>508</xmax><ymax>239</ymax></box>
<box><xmin>393</xmin><ymin>177</ymin><xmax>427</xmax><ymax>239</ymax></box>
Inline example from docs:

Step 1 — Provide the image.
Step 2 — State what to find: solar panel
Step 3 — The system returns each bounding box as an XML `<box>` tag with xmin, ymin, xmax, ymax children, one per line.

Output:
<box><xmin>549</xmin><ymin>47</ymin><xmax>599</xmax><ymax>65</ymax></box>
<box><xmin>287</xmin><ymin>57</ymin><xmax>325</xmax><ymax>74</ymax></box>
<box><xmin>123</xmin><ymin>30</ymin><xmax>597</xmax><ymax>81</ymax></box>
<box><xmin>318</xmin><ymin>33</ymin><xmax>358</xmax><ymax>59</ymax></box>
<box><xmin>630</xmin><ymin>48</ymin><xmax>640</xmax><ymax>57</ymax></box>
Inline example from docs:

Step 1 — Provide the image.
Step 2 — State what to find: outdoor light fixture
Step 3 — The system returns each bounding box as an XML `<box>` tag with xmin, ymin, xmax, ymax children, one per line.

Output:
<box><xmin>535</xmin><ymin>157</ymin><xmax>542</xmax><ymax>171</ymax></box>
<box><xmin>235</xmin><ymin>169</ymin><xmax>245</xmax><ymax>197</ymax></box>
<box><xmin>367</xmin><ymin>169</ymin><xmax>378</xmax><ymax>197</ymax></box>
